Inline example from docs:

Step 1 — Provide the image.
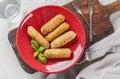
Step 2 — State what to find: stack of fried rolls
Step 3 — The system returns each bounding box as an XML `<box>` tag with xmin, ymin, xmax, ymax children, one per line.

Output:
<box><xmin>27</xmin><ymin>14</ymin><xmax>76</xmax><ymax>59</ymax></box>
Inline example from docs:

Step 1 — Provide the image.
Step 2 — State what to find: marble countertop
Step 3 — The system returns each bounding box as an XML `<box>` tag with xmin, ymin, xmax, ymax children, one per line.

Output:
<box><xmin>0</xmin><ymin>0</ymin><xmax>120</xmax><ymax>79</ymax></box>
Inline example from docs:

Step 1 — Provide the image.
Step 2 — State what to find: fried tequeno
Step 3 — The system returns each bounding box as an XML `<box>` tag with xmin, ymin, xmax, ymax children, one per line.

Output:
<box><xmin>51</xmin><ymin>31</ymin><xmax>76</xmax><ymax>48</ymax></box>
<box><xmin>43</xmin><ymin>48</ymin><xmax>72</xmax><ymax>59</ymax></box>
<box><xmin>41</xmin><ymin>14</ymin><xmax>65</xmax><ymax>35</ymax></box>
<box><xmin>45</xmin><ymin>22</ymin><xmax>69</xmax><ymax>42</ymax></box>
<box><xmin>27</xmin><ymin>26</ymin><xmax>49</xmax><ymax>49</ymax></box>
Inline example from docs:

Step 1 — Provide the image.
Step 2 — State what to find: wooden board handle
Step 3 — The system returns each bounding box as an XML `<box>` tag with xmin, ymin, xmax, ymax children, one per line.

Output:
<box><xmin>103</xmin><ymin>0</ymin><xmax>120</xmax><ymax>15</ymax></box>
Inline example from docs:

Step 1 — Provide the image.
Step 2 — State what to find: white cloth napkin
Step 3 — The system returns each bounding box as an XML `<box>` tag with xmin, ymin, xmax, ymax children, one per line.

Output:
<box><xmin>42</xmin><ymin>10</ymin><xmax>120</xmax><ymax>79</ymax></box>
<box><xmin>85</xmin><ymin>27</ymin><xmax>120</xmax><ymax>61</ymax></box>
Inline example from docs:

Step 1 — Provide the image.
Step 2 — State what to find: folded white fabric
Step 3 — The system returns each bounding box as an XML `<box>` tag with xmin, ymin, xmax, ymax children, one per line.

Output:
<box><xmin>85</xmin><ymin>27</ymin><xmax>120</xmax><ymax>61</ymax></box>
<box><xmin>75</xmin><ymin>53</ymin><xmax>120</xmax><ymax>79</ymax></box>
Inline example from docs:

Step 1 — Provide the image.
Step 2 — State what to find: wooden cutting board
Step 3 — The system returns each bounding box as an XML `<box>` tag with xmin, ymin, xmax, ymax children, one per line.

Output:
<box><xmin>8</xmin><ymin>0</ymin><xmax>120</xmax><ymax>74</ymax></box>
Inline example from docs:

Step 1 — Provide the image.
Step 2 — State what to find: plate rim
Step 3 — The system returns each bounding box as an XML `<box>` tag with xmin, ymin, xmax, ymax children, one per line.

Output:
<box><xmin>16</xmin><ymin>5</ymin><xmax>86</xmax><ymax>73</ymax></box>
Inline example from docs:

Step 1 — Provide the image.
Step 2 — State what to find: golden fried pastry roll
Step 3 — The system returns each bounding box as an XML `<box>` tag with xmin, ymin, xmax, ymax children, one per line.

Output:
<box><xmin>51</xmin><ymin>31</ymin><xmax>76</xmax><ymax>48</ymax></box>
<box><xmin>41</xmin><ymin>14</ymin><xmax>65</xmax><ymax>35</ymax></box>
<box><xmin>45</xmin><ymin>22</ymin><xmax>69</xmax><ymax>42</ymax></box>
<box><xmin>44</xmin><ymin>48</ymin><xmax>72</xmax><ymax>59</ymax></box>
<box><xmin>27</xmin><ymin>26</ymin><xmax>49</xmax><ymax>49</ymax></box>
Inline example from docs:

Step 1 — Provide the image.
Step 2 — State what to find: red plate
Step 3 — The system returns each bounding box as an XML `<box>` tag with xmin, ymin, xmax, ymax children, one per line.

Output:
<box><xmin>16</xmin><ymin>5</ymin><xmax>86</xmax><ymax>73</ymax></box>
